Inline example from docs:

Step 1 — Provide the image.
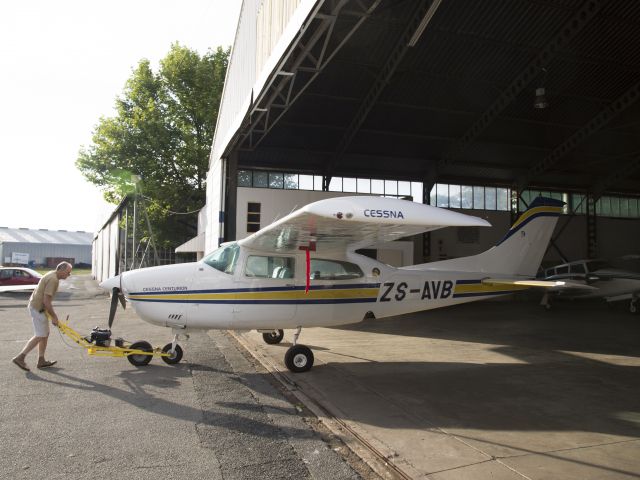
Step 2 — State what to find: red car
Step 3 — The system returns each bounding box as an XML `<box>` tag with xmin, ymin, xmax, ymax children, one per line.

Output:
<box><xmin>0</xmin><ymin>267</ymin><xmax>42</xmax><ymax>292</ymax></box>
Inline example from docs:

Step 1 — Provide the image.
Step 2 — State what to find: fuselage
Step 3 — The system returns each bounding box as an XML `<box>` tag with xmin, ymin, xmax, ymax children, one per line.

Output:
<box><xmin>101</xmin><ymin>243</ymin><xmax>527</xmax><ymax>331</ymax></box>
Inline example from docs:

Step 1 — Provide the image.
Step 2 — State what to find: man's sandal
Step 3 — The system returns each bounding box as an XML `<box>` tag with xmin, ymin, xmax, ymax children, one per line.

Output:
<box><xmin>37</xmin><ymin>360</ymin><xmax>57</xmax><ymax>369</ymax></box>
<box><xmin>12</xmin><ymin>357</ymin><xmax>30</xmax><ymax>371</ymax></box>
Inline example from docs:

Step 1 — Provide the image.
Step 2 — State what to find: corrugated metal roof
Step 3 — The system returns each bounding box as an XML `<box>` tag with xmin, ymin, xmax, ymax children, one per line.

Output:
<box><xmin>225</xmin><ymin>0</ymin><xmax>640</xmax><ymax>196</ymax></box>
<box><xmin>0</xmin><ymin>227</ymin><xmax>93</xmax><ymax>245</ymax></box>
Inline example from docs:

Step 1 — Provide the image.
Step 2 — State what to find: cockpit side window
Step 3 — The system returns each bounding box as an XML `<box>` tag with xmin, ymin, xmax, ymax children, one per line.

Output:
<box><xmin>245</xmin><ymin>255</ymin><xmax>295</xmax><ymax>279</ymax></box>
<box><xmin>309</xmin><ymin>259</ymin><xmax>364</xmax><ymax>280</ymax></box>
<box><xmin>202</xmin><ymin>243</ymin><xmax>240</xmax><ymax>274</ymax></box>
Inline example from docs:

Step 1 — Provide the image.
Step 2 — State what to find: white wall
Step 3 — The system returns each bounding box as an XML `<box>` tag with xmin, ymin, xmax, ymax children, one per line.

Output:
<box><xmin>206</xmin><ymin>1</ymin><xmax>319</xmax><ymax>255</ymax></box>
<box><xmin>235</xmin><ymin>187</ymin><xmax>357</xmax><ymax>239</ymax></box>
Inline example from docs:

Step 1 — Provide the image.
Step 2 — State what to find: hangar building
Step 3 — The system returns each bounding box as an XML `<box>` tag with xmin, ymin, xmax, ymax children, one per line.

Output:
<box><xmin>0</xmin><ymin>227</ymin><xmax>92</xmax><ymax>268</ymax></box>
<box><xmin>200</xmin><ymin>0</ymin><xmax>640</xmax><ymax>266</ymax></box>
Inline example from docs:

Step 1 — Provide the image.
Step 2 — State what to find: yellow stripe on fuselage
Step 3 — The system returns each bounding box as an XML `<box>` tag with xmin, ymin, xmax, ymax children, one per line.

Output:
<box><xmin>129</xmin><ymin>287</ymin><xmax>379</xmax><ymax>302</ymax></box>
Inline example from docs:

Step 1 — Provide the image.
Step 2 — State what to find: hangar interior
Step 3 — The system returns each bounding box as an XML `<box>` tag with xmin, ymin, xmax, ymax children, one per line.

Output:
<box><xmin>205</xmin><ymin>0</ymin><xmax>640</xmax><ymax>268</ymax></box>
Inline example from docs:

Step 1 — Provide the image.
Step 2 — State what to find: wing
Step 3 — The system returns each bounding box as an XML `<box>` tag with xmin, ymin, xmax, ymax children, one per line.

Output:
<box><xmin>0</xmin><ymin>285</ymin><xmax>37</xmax><ymax>293</ymax></box>
<box><xmin>482</xmin><ymin>278</ymin><xmax>598</xmax><ymax>292</ymax></box>
<box><xmin>238</xmin><ymin>196</ymin><xmax>490</xmax><ymax>253</ymax></box>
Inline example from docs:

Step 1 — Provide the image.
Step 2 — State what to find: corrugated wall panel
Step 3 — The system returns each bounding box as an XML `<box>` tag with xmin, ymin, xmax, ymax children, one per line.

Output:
<box><xmin>108</xmin><ymin>217</ymin><xmax>119</xmax><ymax>280</ymax></box>
<box><xmin>206</xmin><ymin>0</ymin><xmax>319</xmax><ymax>252</ymax></box>
<box><xmin>0</xmin><ymin>243</ymin><xmax>91</xmax><ymax>266</ymax></box>
<box><xmin>92</xmin><ymin>214</ymin><xmax>121</xmax><ymax>283</ymax></box>
<box><xmin>256</xmin><ymin>0</ymin><xmax>302</xmax><ymax>76</ymax></box>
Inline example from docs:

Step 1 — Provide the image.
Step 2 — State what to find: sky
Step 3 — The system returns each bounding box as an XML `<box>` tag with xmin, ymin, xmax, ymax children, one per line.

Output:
<box><xmin>0</xmin><ymin>0</ymin><xmax>241</xmax><ymax>233</ymax></box>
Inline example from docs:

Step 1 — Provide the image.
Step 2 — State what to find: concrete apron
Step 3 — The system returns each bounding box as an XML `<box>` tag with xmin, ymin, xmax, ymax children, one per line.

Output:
<box><xmin>232</xmin><ymin>300</ymin><xmax>640</xmax><ymax>480</ymax></box>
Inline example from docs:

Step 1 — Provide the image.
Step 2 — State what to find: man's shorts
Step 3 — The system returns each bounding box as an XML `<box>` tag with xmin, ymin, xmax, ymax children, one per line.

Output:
<box><xmin>28</xmin><ymin>306</ymin><xmax>49</xmax><ymax>337</ymax></box>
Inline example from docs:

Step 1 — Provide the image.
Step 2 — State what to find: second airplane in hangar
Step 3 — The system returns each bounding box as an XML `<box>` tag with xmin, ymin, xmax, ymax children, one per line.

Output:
<box><xmin>101</xmin><ymin>195</ymin><xmax>580</xmax><ymax>372</ymax></box>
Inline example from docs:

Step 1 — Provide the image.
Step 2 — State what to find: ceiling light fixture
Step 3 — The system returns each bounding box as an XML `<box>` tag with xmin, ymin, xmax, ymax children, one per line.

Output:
<box><xmin>534</xmin><ymin>68</ymin><xmax>549</xmax><ymax>109</ymax></box>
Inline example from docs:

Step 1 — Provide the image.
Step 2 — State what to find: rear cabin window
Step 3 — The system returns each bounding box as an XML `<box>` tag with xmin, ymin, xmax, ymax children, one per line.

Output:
<box><xmin>245</xmin><ymin>256</ymin><xmax>295</xmax><ymax>279</ymax></box>
<box><xmin>570</xmin><ymin>263</ymin><xmax>586</xmax><ymax>274</ymax></box>
<box><xmin>310</xmin><ymin>259</ymin><xmax>363</xmax><ymax>280</ymax></box>
<box><xmin>202</xmin><ymin>243</ymin><xmax>240</xmax><ymax>274</ymax></box>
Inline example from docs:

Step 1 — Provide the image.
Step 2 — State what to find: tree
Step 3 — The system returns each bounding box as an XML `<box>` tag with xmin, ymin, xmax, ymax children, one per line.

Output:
<box><xmin>77</xmin><ymin>43</ymin><xmax>229</xmax><ymax>245</ymax></box>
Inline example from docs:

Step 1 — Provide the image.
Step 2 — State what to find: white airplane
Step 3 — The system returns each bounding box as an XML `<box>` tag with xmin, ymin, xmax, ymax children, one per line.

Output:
<box><xmin>100</xmin><ymin>195</ymin><xmax>575</xmax><ymax>372</ymax></box>
<box><xmin>541</xmin><ymin>259</ymin><xmax>640</xmax><ymax>312</ymax></box>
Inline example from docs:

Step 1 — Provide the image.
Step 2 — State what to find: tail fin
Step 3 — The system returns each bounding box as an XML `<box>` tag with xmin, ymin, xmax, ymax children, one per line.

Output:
<box><xmin>420</xmin><ymin>197</ymin><xmax>564</xmax><ymax>276</ymax></box>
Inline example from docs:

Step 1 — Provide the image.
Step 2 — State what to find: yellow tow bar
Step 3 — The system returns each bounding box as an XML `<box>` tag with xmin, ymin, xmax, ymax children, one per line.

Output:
<box><xmin>56</xmin><ymin>318</ymin><xmax>182</xmax><ymax>366</ymax></box>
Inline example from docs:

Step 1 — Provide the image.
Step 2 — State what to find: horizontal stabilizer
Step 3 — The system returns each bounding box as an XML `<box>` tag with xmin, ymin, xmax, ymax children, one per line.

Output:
<box><xmin>482</xmin><ymin>278</ymin><xmax>598</xmax><ymax>291</ymax></box>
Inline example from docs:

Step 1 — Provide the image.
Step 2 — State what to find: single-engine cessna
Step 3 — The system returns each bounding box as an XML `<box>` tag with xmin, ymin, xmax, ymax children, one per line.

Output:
<box><xmin>101</xmin><ymin>195</ymin><xmax>576</xmax><ymax>372</ymax></box>
<box><xmin>540</xmin><ymin>258</ymin><xmax>640</xmax><ymax>312</ymax></box>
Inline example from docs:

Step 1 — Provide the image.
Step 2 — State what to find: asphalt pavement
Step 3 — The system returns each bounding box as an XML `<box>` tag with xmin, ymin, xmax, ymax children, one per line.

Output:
<box><xmin>0</xmin><ymin>275</ymin><xmax>365</xmax><ymax>480</ymax></box>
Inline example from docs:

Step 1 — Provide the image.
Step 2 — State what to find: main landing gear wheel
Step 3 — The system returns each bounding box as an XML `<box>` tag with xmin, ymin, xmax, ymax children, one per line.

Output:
<box><xmin>284</xmin><ymin>345</ymin><xmax>314</xmax><ymax>373</ymax></box>
<box><xmin>161</xmin><ymin>343</ymin><xmax>183</xmax><ymax>365</ymax></box>
<box><xmin>127</xmin><ymin>341</ymin><xmax>153</xmax><ymax>366</ymax></box>
<box><xmin>262</xmin><ymin>329</ymin><xmax>284</xmax><ymax>344</ymax></box>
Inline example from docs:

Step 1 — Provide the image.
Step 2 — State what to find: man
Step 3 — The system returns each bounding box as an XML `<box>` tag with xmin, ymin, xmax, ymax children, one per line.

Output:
<box><xmin>12</xmin><ymin>261</ymin><xmax>72</xmax><ymax>371</ymax></box>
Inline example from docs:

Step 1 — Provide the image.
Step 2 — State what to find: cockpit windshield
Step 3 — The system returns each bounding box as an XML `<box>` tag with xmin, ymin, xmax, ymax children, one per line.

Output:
<box><xmin>202</xmin><ymin>242</ymin><xmax>240</xmax><ymax>274</ymax></box>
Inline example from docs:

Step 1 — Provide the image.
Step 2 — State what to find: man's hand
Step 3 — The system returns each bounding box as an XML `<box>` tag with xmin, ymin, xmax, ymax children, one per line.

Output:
<box><xmin>51</xmin><ymin>315</ymin><xmax>59</xmax><ymax>327</ymax></box>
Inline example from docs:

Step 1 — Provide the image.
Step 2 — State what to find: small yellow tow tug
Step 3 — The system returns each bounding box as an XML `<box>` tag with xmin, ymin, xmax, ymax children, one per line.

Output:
<box><xmin>56</xmin><ymin>317</ymin><xmax>183</xmax><ymax>366</ymax></box>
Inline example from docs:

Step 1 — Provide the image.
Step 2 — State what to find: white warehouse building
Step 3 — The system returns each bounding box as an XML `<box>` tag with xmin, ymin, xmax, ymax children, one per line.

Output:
<box><xmin>0</xmin><ymin>227</ymin><xmax>93</xmax><ymax>268</ymax></box>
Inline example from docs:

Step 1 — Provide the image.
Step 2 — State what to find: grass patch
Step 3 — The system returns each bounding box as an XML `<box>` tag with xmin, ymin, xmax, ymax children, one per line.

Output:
<box><xmin>35</xmin><ymin>268</ymin><xmax>92</xmax><ymax>276</ymax></box>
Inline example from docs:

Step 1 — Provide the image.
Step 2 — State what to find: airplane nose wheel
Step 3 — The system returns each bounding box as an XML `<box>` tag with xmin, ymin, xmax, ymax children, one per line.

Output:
<box><xmin>284</xmin><ymin>345</ymin><xmax>314</xmax><ymax>373</ymax></box>
<box><xmin>262</xmin><ymin>329</ymin><xmax>284</xmax><ymax>344</ymax></box>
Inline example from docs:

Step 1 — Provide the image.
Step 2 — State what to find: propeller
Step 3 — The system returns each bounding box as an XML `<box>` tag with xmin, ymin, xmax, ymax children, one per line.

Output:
<box><xmin>108</xmin><ymin>277</ymin><xmax>126</xmax><ymax>329</ymax></box>
<box><xmin>108</xmin><ymin>288</ymin><xmax>120</xmax><ymax>328</ymax></box>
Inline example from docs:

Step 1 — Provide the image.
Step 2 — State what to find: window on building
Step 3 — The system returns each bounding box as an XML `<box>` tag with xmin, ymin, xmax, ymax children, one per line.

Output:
<box><xmin>299</xmin><ymin>175</ymin><xmax>314</xmax><ymax>190</ymax></box>
<box><xmin>497</xmin><ymin>188</ymin><xmax>509</xmax><ymax>211</ymax></box>
<box><xmin>253</xmin><ymin>171</ymin><xmax>268</xmax><ymax>188</ymax></box>
<box><xmin>284</xmin><ymin>173</ymin><xmax>298</xmax><ymax>189</ymax></box>
<box><xmin>238</xmin><ymin>170</ymin><xmax>252</xmax><ymax>187</ymax></box>
<box><xmin>473</xmin><ymin>186</ymin><xmax>485</xmax><ymax>209</ymax></box>
<box><xmin>247</xmin><ymin>202</ymin><xmax>261</xmax><ymax>233</ymax></box>
<box><xmin>371</xmin><ymin>179</ymin><xmax>384</xmax><ymax>194</ymax></box>
<box><xmin>269</xmin><ymin>173</ymin><xmax>284</xmax><ymax>189</ymax></box>
<box><xmin>436</xmin><ymin>183</ymin><xmax>448</xmax><ymax>208</ymax></box>
<box><xmin>343</xmin><ymin>177</ymin><xmax>357</xmax><ymax>192</ymax></box>
<box><xmin>461</xmin><ymin>186</ymin><xmax>473</xmax><ymax>209</ymax></box>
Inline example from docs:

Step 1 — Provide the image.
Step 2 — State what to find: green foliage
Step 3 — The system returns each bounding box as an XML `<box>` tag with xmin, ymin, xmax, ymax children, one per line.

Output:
<box><xmin>77</xmin><ymin>43</ymin><xmax>229</xmax><ymax>245</ymax></box>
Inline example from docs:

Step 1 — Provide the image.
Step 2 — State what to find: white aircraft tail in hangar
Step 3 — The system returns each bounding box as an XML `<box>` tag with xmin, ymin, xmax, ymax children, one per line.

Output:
<box><xmin>101</xmin><ymin>195</ymin><xmax>576</xmax><ymax>372</ymax></box>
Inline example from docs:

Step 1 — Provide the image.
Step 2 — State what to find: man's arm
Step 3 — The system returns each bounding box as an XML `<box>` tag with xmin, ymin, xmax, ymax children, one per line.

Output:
<box><xmin>43</xmin><ymin>294</ymin><xmax>58</xmax><ymax>326</ymax></box>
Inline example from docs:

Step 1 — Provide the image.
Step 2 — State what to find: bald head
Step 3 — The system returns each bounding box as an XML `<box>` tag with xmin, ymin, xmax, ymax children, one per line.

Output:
<box><xmin>56</xmin><ymin>262</ymin><xmax>73</xmax><ymax>273</ymax></box>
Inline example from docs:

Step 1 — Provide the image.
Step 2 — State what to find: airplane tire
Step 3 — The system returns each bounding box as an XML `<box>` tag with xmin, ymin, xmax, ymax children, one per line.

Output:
<box><xmin>284</xmin><ymin>345</ymin><xmax>314</xmax><ymax>373</ymax></box>
<box><xmin>127</xmin><ymin>341</ymin><xmax>153</xmax><ymax>366</ymax></box>
<box><xmin>161</xmin><ymin>343</ymin><xmax>183</xmax><ymax>365</ymax></box>
<box><xmin>262</xmin><ymin>330</ymin><xmax>284</xmax><ymax>344</ymax></box>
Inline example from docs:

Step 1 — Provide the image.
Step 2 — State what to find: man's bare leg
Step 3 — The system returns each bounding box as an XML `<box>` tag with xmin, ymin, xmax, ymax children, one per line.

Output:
<box><xmin>12</xmin><ymin>336</ymin><xmax>43</xmax><ymax>371</ymax></box>
<box><xmin>36</xmin><ymin>336</ymin><xmax>56</xmax><ymax>368</ymax></box>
